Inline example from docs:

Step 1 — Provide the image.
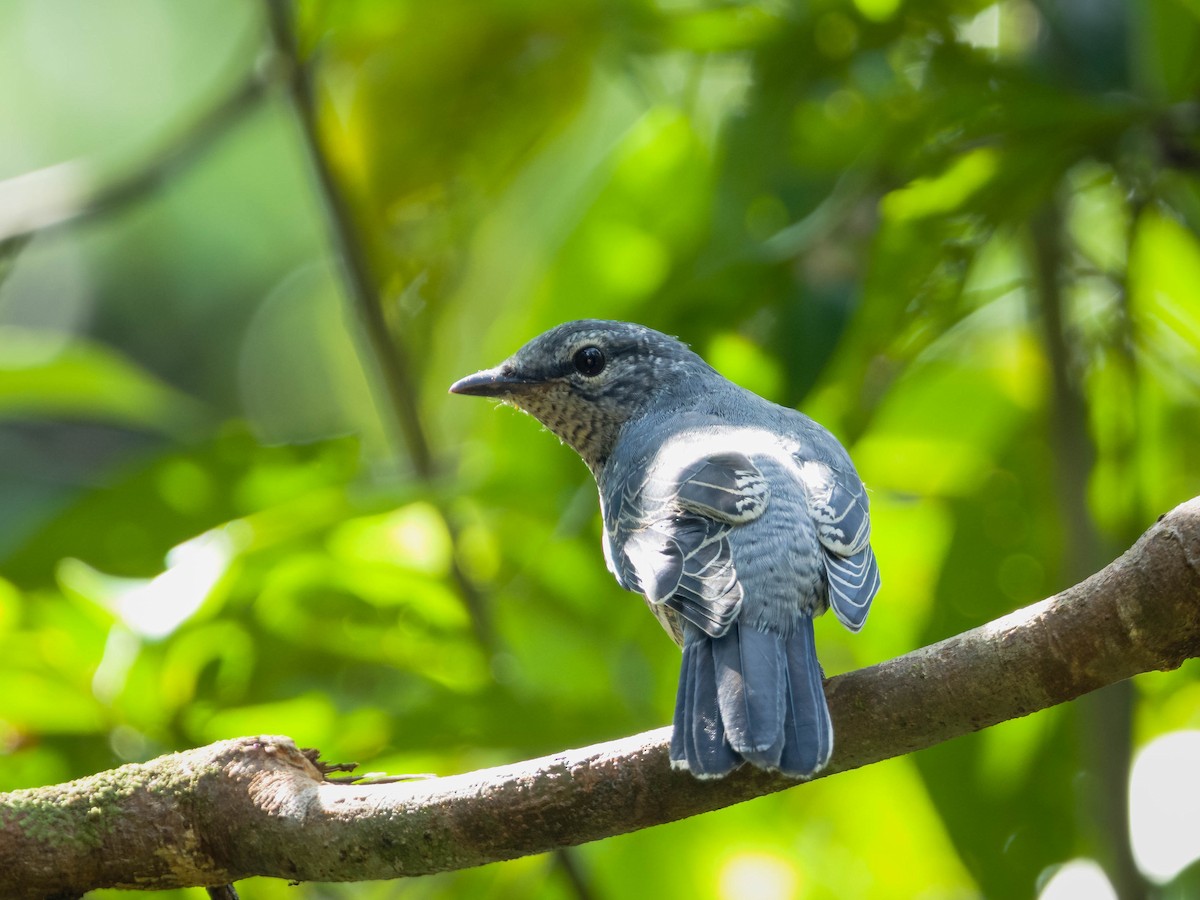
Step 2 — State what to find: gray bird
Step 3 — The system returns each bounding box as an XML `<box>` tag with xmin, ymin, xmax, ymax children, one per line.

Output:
<box><xmin>450</xmin><ymin>320</ymin><xmax>879</xmax><ymax>778</ymax></box>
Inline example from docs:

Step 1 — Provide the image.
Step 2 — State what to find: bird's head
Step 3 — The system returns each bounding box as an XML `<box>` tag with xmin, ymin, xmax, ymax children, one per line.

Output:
<box><xmin>450</xmin><ymin>320</ymin><xmax>712</xmax><ymax>473</ymax></box>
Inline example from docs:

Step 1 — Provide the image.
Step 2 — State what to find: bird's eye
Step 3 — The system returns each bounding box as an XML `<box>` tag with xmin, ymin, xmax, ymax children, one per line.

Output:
<box><xmin>573</xmin><ymin>346</ymin><xmax>606</xmax><ymax>377</ymax></box>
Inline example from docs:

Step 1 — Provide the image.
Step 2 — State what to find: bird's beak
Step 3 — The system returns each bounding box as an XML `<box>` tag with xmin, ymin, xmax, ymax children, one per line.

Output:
<box><xmin>448</xmin><ymin>365</ymin><xmax>535</xmax><ymax>398</ymax></box>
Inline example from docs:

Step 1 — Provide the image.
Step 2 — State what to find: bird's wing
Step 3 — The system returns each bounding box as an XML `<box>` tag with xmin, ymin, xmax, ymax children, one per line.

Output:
<box><xmin>611</xmin><ymin>451</ymin><xmax>769</xmax><ymax>639</ymax></box>
<box><xmin>795</xmin><ymin>458</ymin><xmax>880</xmax><ymax>631</ymax></box>
<box><xmin>668</xmin><ymin>453</ymin><xmax>770</xmax><ymax>524</ymax></box>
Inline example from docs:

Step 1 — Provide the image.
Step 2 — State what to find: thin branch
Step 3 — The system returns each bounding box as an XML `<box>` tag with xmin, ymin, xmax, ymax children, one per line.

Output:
<box><xmin>554</xmin><ymin>847</ymin><xmax>598</xmax><ymax>900</ymax></box>
<box><xmin>261</xmin><ymin>0</ymin><xmax>496</xmax><ymax>650</ymax></box>
<box><xmin>3</xmin><ymin>496</ymin><xmax>1198</xmax><ymax>898</ymax></box>
<box><xmin>1031</xmin><ymin>203</ymin><xmax>1146</xmax><ymax>899</ymax></box>
<box><xmin>261</xmin><ymin>0</ymin><xmax>432</xmax><ymax>477</ymax></box>
<box><xmin>0</xmin><ymin>60</ymin><xmax>269</xmax><ymax>249</ymax></box>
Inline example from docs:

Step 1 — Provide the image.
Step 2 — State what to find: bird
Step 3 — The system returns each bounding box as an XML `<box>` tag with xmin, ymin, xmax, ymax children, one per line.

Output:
<box><xmin>449</xmin><ymin>320</ymin><xmax>880</xmax><ymax>778</ymax></box>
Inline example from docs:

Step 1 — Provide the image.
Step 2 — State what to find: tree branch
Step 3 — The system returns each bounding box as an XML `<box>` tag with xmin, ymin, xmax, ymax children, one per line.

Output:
<box><xmin>3</xmin><ymin>497</ymin><xmax>1198</xmax><ymax>898</ymax></box>
<box><xmin>261</xmin><ymin>0</ymin><xmax>435</xmax><ymax>479</ymax></box>
<box><xmin>0</xmin><ymin>57</ymin><xmax>268</xmax><ymax>249</ymax></box>
<box><xmin>261</xmin><ymin>0</ymin><xmax>497</xmax><ymax>652</ymax></box>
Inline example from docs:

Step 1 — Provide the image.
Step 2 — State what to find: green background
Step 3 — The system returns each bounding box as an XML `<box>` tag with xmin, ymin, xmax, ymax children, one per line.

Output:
<box><xmin>2</xmin><ymin>0</ymin><xmax>1199</xmax><ymax>897</ymax></box>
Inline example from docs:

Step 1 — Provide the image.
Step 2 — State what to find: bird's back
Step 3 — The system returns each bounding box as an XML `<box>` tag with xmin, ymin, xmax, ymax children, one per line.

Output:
<box><xmin>600</xmin><ymin>382</ymin><xmax>861</xmax><ymax>636</ymax></box>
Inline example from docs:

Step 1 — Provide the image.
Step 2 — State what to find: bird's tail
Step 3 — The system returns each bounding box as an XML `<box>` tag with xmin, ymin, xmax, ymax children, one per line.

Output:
<box><xmin>670</xmin><ymin>616</ymin><xmax>833</xmax><ymax>779</ymax></box>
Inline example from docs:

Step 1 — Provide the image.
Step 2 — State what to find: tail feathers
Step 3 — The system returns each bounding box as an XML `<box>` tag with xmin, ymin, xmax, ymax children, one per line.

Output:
<box><xmin>671</xmin><ymin>635</ymin><xmax>740</xmax><ymax>778</ymax></box>
<box><xmin>778</xmin><ymin>617</ymin><xmax>834</xmax><ymax>776</ymax></box>
<box><xmin>670</xmin><ymin>618</ymin><xmax>832</xmax><ymax>779</ymax></box>
<box><xmin>713</xmin><ymin>623</ymin><xmax>785</xmax><ymax>761</ymax></box>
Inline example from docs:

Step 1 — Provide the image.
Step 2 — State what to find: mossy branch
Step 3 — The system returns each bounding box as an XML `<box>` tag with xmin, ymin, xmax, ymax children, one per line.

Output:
<box><xmin>2</xmin><ymin>498</ymin><xmax>1198</xmax><ymax>899</ymax></box>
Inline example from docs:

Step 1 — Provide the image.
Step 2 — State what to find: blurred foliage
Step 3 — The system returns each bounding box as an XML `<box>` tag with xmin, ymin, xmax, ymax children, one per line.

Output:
<box><xmin>2</xmin><ymin>0</ymin><xmax>1200</xmax><ymax>898</ymax></box>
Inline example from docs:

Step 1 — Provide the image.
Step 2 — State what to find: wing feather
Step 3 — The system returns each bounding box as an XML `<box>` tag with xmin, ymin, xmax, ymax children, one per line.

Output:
<box><xmin>795</xmin><ymin>458</ymin><xmax>881</xmax><ymax>630</ymax></box>
<box><xmin>609</xmin><ymin>452</ymin><xmax>770</xmax><ymax>639</ymax></box>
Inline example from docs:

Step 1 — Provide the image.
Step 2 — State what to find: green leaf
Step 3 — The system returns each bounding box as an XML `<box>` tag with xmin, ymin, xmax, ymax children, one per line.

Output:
<box><xmin>0</xmin><ymin>327</ymin><xmax>205</xmax><ymax>434</ymax></box>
